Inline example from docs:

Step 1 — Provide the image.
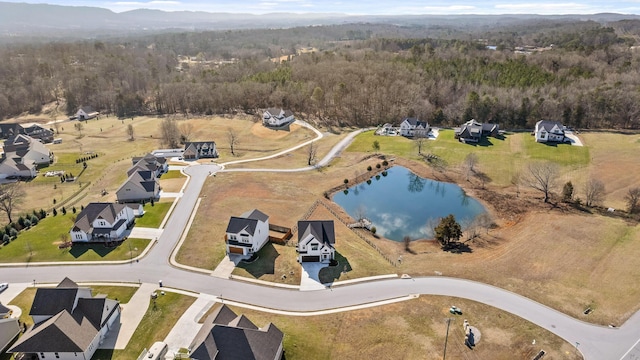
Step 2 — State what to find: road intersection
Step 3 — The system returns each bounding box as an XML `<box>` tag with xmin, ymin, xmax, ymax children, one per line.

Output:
<box><xmin>1</xmin><ymin>122</ymin><xmax>638</xmax><ymax>359</ymax></box>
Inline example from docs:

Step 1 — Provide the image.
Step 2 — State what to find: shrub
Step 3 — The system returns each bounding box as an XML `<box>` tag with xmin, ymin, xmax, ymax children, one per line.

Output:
<box><xmin>39</xmin><ymin>209</ymin><xmax>46</xmax><ymax>219</ymax></box>
<box><xmin>18</xmin><ymin>216</ymin><xmax>25</xmax><ymax>228</ymax></box>
<box><xmin>61</xmin><ymin>207</ymin><xmax>67</xmax><ymax>215</ymax></box>
<box><xmin>376</xmin><ymin>163</ymin><xmax>381</xmax><ymax>169</ymax></box>
<box><xmin>2</xmin><ymin>234</ymin><xmax>9</xmax><ymax>244</ymax></box>
<box><xmin>81</xmin><ymin>205</ymin><xmax>84</xmax><ymax>211</ymax></box>
<box><xmin>9</xmin><ymin>228</ymin><xmax>17</xmax><ymax>239</ymax></box>
<box><xmin>30</xmin><ymin>215</ymin><xmax>38</xmax><ymax>225</ymax></box>
<box><xmin>72</xmin><ymin>207</ymin><xmax>77</xmax><ymax>214</ymax></box>
<box><xmin>367</xmin><ymin>165</ymin><xmax>372</xmax><ymax>171</ymax></box>
<box><xmin>53</xmin><ymin>198</ymin><xmax>57</xmax><ymax>204</ymax></box>
<box><xmin>370</xmin><ymin>226</ymin><xmax>377</xmax><ymax>235</ymax></box>
<box><xmin>344</xmin><ymin>179</ymin><xmax>349</xmax><ymax>184</ymax></box>
<box><xmin>382</xmin><ymin>160</ymin><xmax>389</xmax><ymax>166</ymax></box>
<box><xmin>24</xmin><ymin>219</ymin><xmax>31</xmax><ymax>228</ymax></box>
<box><xmin>53</xmin><ymin>208</ymin><xmax>58</xmax><ymax>216</ymax></box>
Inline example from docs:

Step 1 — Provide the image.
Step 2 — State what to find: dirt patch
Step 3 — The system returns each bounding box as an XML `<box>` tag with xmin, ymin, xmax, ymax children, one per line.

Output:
<box><xmin>250</xmin><ymin>121</ymin><xmax>302</xmax><ymax>139</ymax></box>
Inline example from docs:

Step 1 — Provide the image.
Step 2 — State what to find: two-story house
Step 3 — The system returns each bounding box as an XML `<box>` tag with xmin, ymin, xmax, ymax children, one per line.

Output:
<box><xmin>70</xmin><ymin>202</ymin><xmax>135</xmax><ymax>243</ymax></box>
<box><xmin>183</xmin><ymin>141</ymin><xmax>218</xmax><ymax>160</ymax></box>
<box><xmin>116</xmin><ymin>170</ymin><xmax>160</xmax><ymax>203</ymax></box>
<box><xmin>262</xmin><ymin>108</ymin><xmax>295</xmax><ymax>127</ymax></box>
<box><xmin>225</xmin><ymin>209</ymin><xmax>270</xmax><ymax>256</ymax></box>
<box><xmin>399</xmin><ymin>118</ymin><xmax>429</xmax><ymax>137</ymax></box>
<box><xmin>9</xmin><ymin>278</ymin><xmax>120</xmax><ymax>360</ymax></box>
<box><xmin>535</xmin><ymin>120</ymin><xmax>566</xmax><ymax>143</ymax></box>
<box><xmin>296</xmin><ymin>220</ymin><xmax>336</xmax><ymax>263</ymax></box>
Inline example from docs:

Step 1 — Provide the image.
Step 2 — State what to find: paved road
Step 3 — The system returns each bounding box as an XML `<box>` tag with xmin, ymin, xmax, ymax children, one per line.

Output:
<box><xmin>0</xmin><ymin>125</ymin><xmax>638</xmax><ymax>359</ymax></box>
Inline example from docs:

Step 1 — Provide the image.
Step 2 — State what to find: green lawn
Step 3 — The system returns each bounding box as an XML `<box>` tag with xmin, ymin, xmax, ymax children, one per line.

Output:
<box><xmin>135</xmin><ymin>202</ymin><xmax>172</xmax><ymax>228</ymax></box>
<box><xmin>348</xmin><ymin>130</ymin><xmax>590</xmax><ymax>186</ymax></box>
<box><xmin>93</xmin><ymin>292</ymin><xmax>196</xmax><ymax>360</ymax></box>
<box><xmin>0</xmin><ymin>214</ymin><xmax>149</xmax><ymax>262</ymax></box>
<box><xmin>160</xmin><ymin>170</ymin><xmax>186</xmax><ymax>180</ymax></box>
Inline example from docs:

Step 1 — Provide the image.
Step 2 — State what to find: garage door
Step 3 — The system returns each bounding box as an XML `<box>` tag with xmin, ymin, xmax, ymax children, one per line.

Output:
<box><xmin>301</xmin><ymin>255</ymin><xmax>320</xmax><ymax>262</ymax></box>
<box><xmin>229</xmin><ymin>246</ymin><xmax>244</xmax><ymax>254</ymax></box>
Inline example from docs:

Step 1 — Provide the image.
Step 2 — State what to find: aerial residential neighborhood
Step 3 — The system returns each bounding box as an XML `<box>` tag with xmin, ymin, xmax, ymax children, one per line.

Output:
<box><xmin>0</xmin><ymin>3</ymin><xmax>640</xmax><ymax>360</ymax></box>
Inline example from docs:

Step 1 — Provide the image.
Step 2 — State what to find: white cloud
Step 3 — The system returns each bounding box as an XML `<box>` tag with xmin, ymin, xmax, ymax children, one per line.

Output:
<box><xmin>494</xmin><ymin>2</ymin><xmax>592</xmax><ymax>13</ymax></box>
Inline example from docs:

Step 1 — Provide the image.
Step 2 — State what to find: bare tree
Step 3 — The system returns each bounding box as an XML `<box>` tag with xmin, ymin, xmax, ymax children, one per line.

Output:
<box><xmin>179</xmin><ymin>122</ymin><xmax>194</xmax><ymax>143</ymax></box>
<box><xmin>584</xmin><ymin>178</ymin><xmax>606</xmax><ymax>207</ymax></box>
<box><xmin>426</xmin><ymin>217</ymin><xmax>439</xmax><ymax>239</ymax></box>
<box><xmin>462</xmin><ymin>153</ymin><xmax>479</xmax><ymax>181</ymax></box>
<box><xmin>160</xmin><ymin>118</ymin><xmax>180</xmax><ymax>148</ymax></box>
<box><xmin>414</xmin><ymin>135</ymin><xmax>427</xmax><ymax>155</ymax></box>
<box><xmin>522</xmin><ymin>162</ymin><xmax>559</xmax><ymax>203</ymax></box>
<box><xmin>53</xmin><ymin>120</ymin><xmax>61</xmax><ymax>134</ymax></box>
<box><xmin>307</xmin><ymin>142</ymin><xmax>317</xmax><ymax>165</ymax></box>
<box><xmin>73</xmin><ymin>122</ymin><xmax>84</xmax><ymax>137</ymax></box>
<box><xmin>0</xmin><ymin>183</ymin><xmax>25</xmax><ymax>224</ymax></box>
<box><xmin>403</xmin><ymin>235</ymin><xmax>411</xmax><ymax>252</ymax></box>
<box><xmin>511</xmin><ymin>171</ymin><xmax>521</xmax><ymax>197</ymax></box>
<box><xmin>227</xmin><ymin>128</ymin><xmax>239</xmax><ymax>156</ymax></box>
<box><xmin>625</xmin><ymin>187</ymin><xmax>640</xmax><ymax>213</ymax></box>
<box><xmin>126</xmin><ymin>124</ymin><xmax>135</xmax><ymax>141</ymax></box>
<box><xmin>354</xmin><ymin>205</ymin><xmax>367</xmax><ymax>222</ymax></box>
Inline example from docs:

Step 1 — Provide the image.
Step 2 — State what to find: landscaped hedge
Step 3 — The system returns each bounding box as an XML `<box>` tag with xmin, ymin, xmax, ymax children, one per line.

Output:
<box><xmin>0</xmin><ymin>209</ymin><xmax>47</xmax><ymax>245</ymax></box>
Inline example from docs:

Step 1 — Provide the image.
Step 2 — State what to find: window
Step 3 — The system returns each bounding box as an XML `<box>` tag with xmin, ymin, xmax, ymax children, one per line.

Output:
<box><xmin>229</xmin><ymin>234</ymin><xmax>236</xmax><ymax>240</ymax></box>
<box><xmin>40</xmin><ymin>353</ymin><xmax>45</xmax><ymax>359</ymax></box>
<box><xmin>241</xmin><ymin>236</ymin><xmax>249</xmax><ymax>243</ymax></box>
<box><xmin>55</xmin><ymin>353</ymin><xmax>59</xmax><ymax>359</ymax></box>
<box><xmin>311</xmin><ymin>244</ymin><xmax>318</xmax><ymax>251</ymax></box>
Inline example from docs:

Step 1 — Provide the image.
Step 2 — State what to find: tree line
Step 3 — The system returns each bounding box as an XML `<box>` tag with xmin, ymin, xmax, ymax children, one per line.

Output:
<box><xmin>1</xmin><ymin>21</ymin><xmax>639</xmax><ymax>130</ymax></box>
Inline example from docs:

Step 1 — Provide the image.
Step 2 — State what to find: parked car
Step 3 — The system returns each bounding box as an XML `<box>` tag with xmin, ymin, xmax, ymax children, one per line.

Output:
<box><xmin>0</xmin><ymin>283</ymin><xmax>8</xmax><ymax>293</ymax></box>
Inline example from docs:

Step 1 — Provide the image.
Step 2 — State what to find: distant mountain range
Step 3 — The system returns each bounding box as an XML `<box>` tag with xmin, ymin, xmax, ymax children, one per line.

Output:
<box><xmin>1</xmin><ymin>1</ymin><xmax>639</xmax><ymax>39</ymax></box>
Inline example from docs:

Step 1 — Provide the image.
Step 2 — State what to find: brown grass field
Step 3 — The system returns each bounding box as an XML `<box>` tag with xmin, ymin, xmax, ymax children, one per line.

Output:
<box><xmin>217</xmin><ymin>297</ymin><xmax>580</xmax><ymax>360</ymax></box>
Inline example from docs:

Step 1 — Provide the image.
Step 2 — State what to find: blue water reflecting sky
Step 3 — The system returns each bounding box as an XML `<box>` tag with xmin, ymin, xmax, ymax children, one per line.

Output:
<box><xmin>333</xmin><ymin>166</ymin><xmax>486</xmax><ymax>242</ymax></box>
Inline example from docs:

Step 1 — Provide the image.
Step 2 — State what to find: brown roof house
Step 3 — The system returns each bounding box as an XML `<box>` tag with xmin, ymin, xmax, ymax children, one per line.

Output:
<box><xmin>262</xmin><ymin>108</ymin><xmax>294</xmax><ymax>127</ymax></box>
<box><xmin>188</xmin><ymin>304</ymin><xmax>284</xmax><ymax>360</ymax></box>
<box><xmin>296</xmin><ymin>220</ymin><xmax>335</xmax><ymax>263</ymax></box>
<box><xmin>9</xmin><ymin>278</ymin><xmax>120</xmax><ymax>360</ymax></box>
<box><xmin>225</xmin><ymin>209</ymin><xmax>270</xmax><ymax>257</ymax></box>
<box><xmin>70</xmin><ymin>202</ymin><xmax>135</xmax><ymax>243</ymax></box>
<box><xmin>183</xmin><ymin>141</ymin><xmax>218</xmax><ymax>160</ymax></box>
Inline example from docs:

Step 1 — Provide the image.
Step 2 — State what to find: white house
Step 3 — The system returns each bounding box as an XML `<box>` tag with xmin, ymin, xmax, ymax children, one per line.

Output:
<box><xmin>70</xmin><ymin>203</ymin><xmax>135</xmax><ymax>243</ymax></box>
<box><xmin>9</xmin><ymin>278</ymin><xmax>120</xmax><ymax>360</ymax></box>
<box><xmin>399</xmin><ymin>118</ymin><xmax>429</xmax><ymax>137</ymax></box>
<box><xmin>535</xmin><ymin>120</ymin><xmax>566</xmax><ymax>143</ymax></box>
<box><xmin>0</xmin><ymin>156</ymin><xmax>37</xmax><ymax>179</ymax></box>
<box><xmin>225</xmin><ymin>209</ymin><xmax>270</xmax><ymax>256</ymax></box>
<box><xmin>263</xmin><ymin>108</ymin><xmax>295</xmax><ymax>127</ymax></box>
<box><xmin>76</xmin><ymin>106</ymin><xmax>99</xmax><ymax>120</ymax></box>
<box><xmin>183</xmin><ymin>141</ymin><xmax>218</xmax><ymax>160</ymax></box>
<box><xmin>3</xmin><ymin>134</ymin><xmax>52</xmax><ymax>166</ymax></box>
<box><xmin>296</xmin><ymin>220</ymin><xmax>335</xmax><ymax>263</ymax></box>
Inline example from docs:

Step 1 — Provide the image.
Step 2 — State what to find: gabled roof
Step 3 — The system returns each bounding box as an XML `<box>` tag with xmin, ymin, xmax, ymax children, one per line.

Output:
<box><xmin>29</xmin><ymin>288</ymin><xmax>78</xmax><ymax>318</ymax></box>
<box><xmin>78</xmin><ymin>106</ymin><xmax>95</xmax><ymax>113</ymax></box>
<box><xmin>57</xmin><ymin>277</ymin><xmax>79</xmax><ymax>288</ymax></box>
<box><xmin>241</xmin><ymin>209</ymin><xmax>269</xmax><ymax>223</ymax></box>
<box><xmin>0</xmin><ymin>302</ymin><xmax>12</xmax><ymax>316</ymax></box>
<box><xmin>265</xmin><ymin>108</ymin><xmax>294</xmax><ymax>119</ymax></box>
<box><xmin>298</xmin><ymin>220</ymin><xmax>335</xmax><ymax>246</ymax></box>
<box><xmin>536</xmin><ymin>120</ymin><xmax>564</xmax><ymax>133</ymax></box>
<box><xmin>117</xmin><ymin>171</ymin><xmax>159</xmax><ymax>198</ymax></box>
<box><xmin>401</xmin><ymin>117</ymin><xmax>428</xmax><ymax>128</ymax></box>
<box><xmin>226</xmin><ymin>217</ymin><xmax>259</xmax><ymax>236</ymax></box>
<box><xmin>189</xmin><ymin>305</ymin><xmax>283</xmax><ymax>360</ymax></box>
<box><xmin>72</xmin><ymin>202</ymin><xmax>128</xmax><ymax>233</ymax></box>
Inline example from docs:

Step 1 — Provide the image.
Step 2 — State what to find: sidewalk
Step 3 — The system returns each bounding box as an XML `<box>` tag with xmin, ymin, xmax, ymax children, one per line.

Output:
<box><xmin>100</xmin><ymin>283</ymin><xmax>156</xmax><ymax>349</ymax></box>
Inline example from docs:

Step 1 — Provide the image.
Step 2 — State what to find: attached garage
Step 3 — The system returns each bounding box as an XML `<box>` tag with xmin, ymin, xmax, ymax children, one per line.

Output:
<box><xmin>301</xmin><ymin>255</ymin><xmax>320</xmax><ymax>262</ymax></box>
<box><xmin>229</xmin><ymin>246</ymin><xmax>245</xmax><ymax>255</ymax></box>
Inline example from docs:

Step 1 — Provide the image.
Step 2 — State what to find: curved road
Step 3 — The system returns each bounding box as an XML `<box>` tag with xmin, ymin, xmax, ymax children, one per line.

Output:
<box><xmin>1</xmin><ymin>124</ymin><xmax>638</xmax><ymax>360</ymax></box>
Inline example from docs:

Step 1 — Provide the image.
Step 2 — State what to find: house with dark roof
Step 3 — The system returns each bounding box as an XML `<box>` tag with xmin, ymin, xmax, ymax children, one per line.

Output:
<box><xmin>3</xmin><ymin>134</ymin><xmax>52</xmax><ymax>166</ymax></box>
<box><xmin>263</xmin><ymin>108</ymin><xmax>295</xmax><ymax>127</ymax></box>
<box><xmin>225</xmin><ymin>209</ymin><xmax>270</xmax><ymax>257</ymax></box>
<box><xmin>399</xmin><ymin>118</ymin><xmax>429</xmax><ymax>137</ymax></box>
<box><xmin>70</xmin><ymin>202</ymin><xmax>135</xmax><ymax>243</ymax></box>
<box><xmin>75</xmin><ymin>106</ymin><xmax>99</xmax><ymax>120</ymax></box>
<box><xmin>188</xmin><ymin>304</ymin><xmax>283</xmax><ymax>360</ymax></box>
<box><xmin>454</xmin><ymin>119</ymin><xmax>500</xmax><ymax>143</ymax></box>
<box><xmin>0</xmin><ymin>315</ymin><xmax>19</xmax><ymax>354</ymax></box>
<box><xmin>8</xmin><ymin>278</ymin><xmax>120</xmax><ymax>360</ymax></box>
<box><xmin>296</xmin><ymin>220</ymin><xmax>335</xmax><ymax>263</ymax></box>
<box><xmin>116</xmin><ymin>170</ymin><xmax>161</xmax><ymax>203</ymax></box>
<box><xmin>535</xmin><ymin>120</ymin><xmax>566</xmax><ymax>143</ymax></box>
<box><xmin>183</xmin><ymin>141</ymin><xmax>218</xmax><ymax>160</ymax></box>
<box><xmin>130</xmin><ymin>153</ymin><xmax>168</xmax><ymax>178</ymax></box>
<box><xmin>0</xmin><ymin>124</ymin><xmax>22</xmax><ymax>140</ymax></box>
<box><xmin>0</xmin><ymin>123</ymin><xmax>54</xmax><ymax>143</ymax></box>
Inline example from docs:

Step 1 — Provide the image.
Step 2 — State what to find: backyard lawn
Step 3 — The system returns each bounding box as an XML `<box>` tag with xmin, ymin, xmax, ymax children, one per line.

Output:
<box><xmin>93</xmin><ymin>291</ymin><xmax>195</xmax><ymax>360</ymax></box>
<box><xmin>135</xmin><ymin>201</ymin><xmax>173</xmax><ymax>228</ymax></box>
<box><xmin>0</xmin><ymin>213</ymin><xmax>148</xmax><ymax>262</ymax></box>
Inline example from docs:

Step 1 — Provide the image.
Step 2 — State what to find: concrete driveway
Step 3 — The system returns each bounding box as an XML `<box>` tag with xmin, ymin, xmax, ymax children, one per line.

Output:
<box><xmin>300</xmin><ymin>263</ymin><xmax>328</xmax><ymax>291</ymax></box>
<box><xmin>564</xmin><ymin>131</ymin><xmax>583</xmax><ymax>146</ymax></box>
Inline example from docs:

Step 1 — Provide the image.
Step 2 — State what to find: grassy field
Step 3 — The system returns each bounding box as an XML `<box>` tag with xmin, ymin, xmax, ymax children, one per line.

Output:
<box><xmin>0</xmin><ymin>213</ymin><xmax>148</xmax><ymax>262</ymax></box>
<box><xmin>135</xmin><ymin>201</ymin><xmax>172</xmax><ymax>228</ymax></box>
<box><xmin>93</xmin><ymin>292</ymin><xmax>195</xmax><ymax>360</ymax></box>
<box><xmin>347</xmin><ymin>130</ymin><xmax>590</xmax><ymax>186</ymax></box>
<box><xmin>224</xmin><ymin>296</ymin><xmax>578</xmax><ymax>360</ymax></box>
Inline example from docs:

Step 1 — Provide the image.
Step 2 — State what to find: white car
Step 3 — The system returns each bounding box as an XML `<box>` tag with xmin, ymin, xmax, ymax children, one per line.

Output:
<box><xmin>0</xmin><ymin>283</ymin><xmax>7</xmax><ymax>293</ymax></box>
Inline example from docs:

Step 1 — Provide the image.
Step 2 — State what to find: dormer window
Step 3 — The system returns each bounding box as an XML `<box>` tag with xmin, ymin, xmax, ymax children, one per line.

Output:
<box><xmin>311</xmin><ymin>244</ymin><xmax>318</xmax><ymax>251</ymax></box>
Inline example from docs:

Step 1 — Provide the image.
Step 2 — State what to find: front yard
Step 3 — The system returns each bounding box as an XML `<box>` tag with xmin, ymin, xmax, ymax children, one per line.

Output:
<box><xmin>135</xmin><ymin>201</ymin><xmax>173</xmax><ymax>228</ymax></box>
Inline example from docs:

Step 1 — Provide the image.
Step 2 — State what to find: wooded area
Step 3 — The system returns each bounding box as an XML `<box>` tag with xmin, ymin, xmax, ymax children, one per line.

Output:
<box><xmin>1</xmin><ymin>20</ymin><xmax>640</xmax><ymax>129</ymax></box>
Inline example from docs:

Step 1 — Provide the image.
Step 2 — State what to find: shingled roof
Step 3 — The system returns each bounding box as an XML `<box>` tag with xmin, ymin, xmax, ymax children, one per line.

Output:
<box><xmin>189</xmin><ymin>305</ymin><xmax>283</xmax><ymax>360</ymax></box>
<box><xmin>298</xmin><ymin>220</ymin><xmax>335</xmax><ymax>246</ymax></box>
<box><xmin>226</xmin><ymin>209</ymin><xmax>269</xmax><ymax>236</ymax></box>
<box><xmin>72</xmin><ymin>203</ymin><xmax>128</xmax><ymax>234</ymax></box>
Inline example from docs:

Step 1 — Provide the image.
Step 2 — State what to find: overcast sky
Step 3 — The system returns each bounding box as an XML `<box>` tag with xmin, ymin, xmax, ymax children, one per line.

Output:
<box><xmin>16</xmin><ymin>0</ymin><xmax>640</xmax><ymax>14</ymax></box>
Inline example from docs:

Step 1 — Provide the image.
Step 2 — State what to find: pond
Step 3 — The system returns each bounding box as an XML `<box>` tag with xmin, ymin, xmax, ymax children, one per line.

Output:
<box><xmin>333</xmin><ymin>166</ymin><xmax>487</xmax><ymax>242</ymax></box>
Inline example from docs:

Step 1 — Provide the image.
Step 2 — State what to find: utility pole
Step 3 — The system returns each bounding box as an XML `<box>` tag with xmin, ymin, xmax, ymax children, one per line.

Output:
<box><xmin>443</xmin><ymin>318</ymin><xmax>453</xmax><ymax>360</ymax></box>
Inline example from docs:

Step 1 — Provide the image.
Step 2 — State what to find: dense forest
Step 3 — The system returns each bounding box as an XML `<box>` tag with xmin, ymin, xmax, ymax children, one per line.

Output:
<box><xmin>1</xmin><ymin>20</ymin><xmax>640</xmax><ymax>129</ymax></box>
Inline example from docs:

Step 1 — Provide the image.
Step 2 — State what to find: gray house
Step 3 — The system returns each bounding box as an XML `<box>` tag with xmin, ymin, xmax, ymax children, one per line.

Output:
<box><xmin>454</xmin><ymin>119</ymin><xmax>500</xmax><ymax>143</ymax></box>
<box><xmin>9</xmin><ymin>278</ymin><xmax>120</xmax><ymax>360</ymax></box>
<box><xmin>183</xmin><ymin>141</ymin><xmax>218</xmax><ymax>160</ymax></box>
<box><xmin>116</xmin><ymin>170</ymin><xmax>160</xmax><ymax>203</ymax></box>
<box><xmin>189</xmin><ymin>304</ymin><xmax>283</xmax><ymax>360</ymax></box>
